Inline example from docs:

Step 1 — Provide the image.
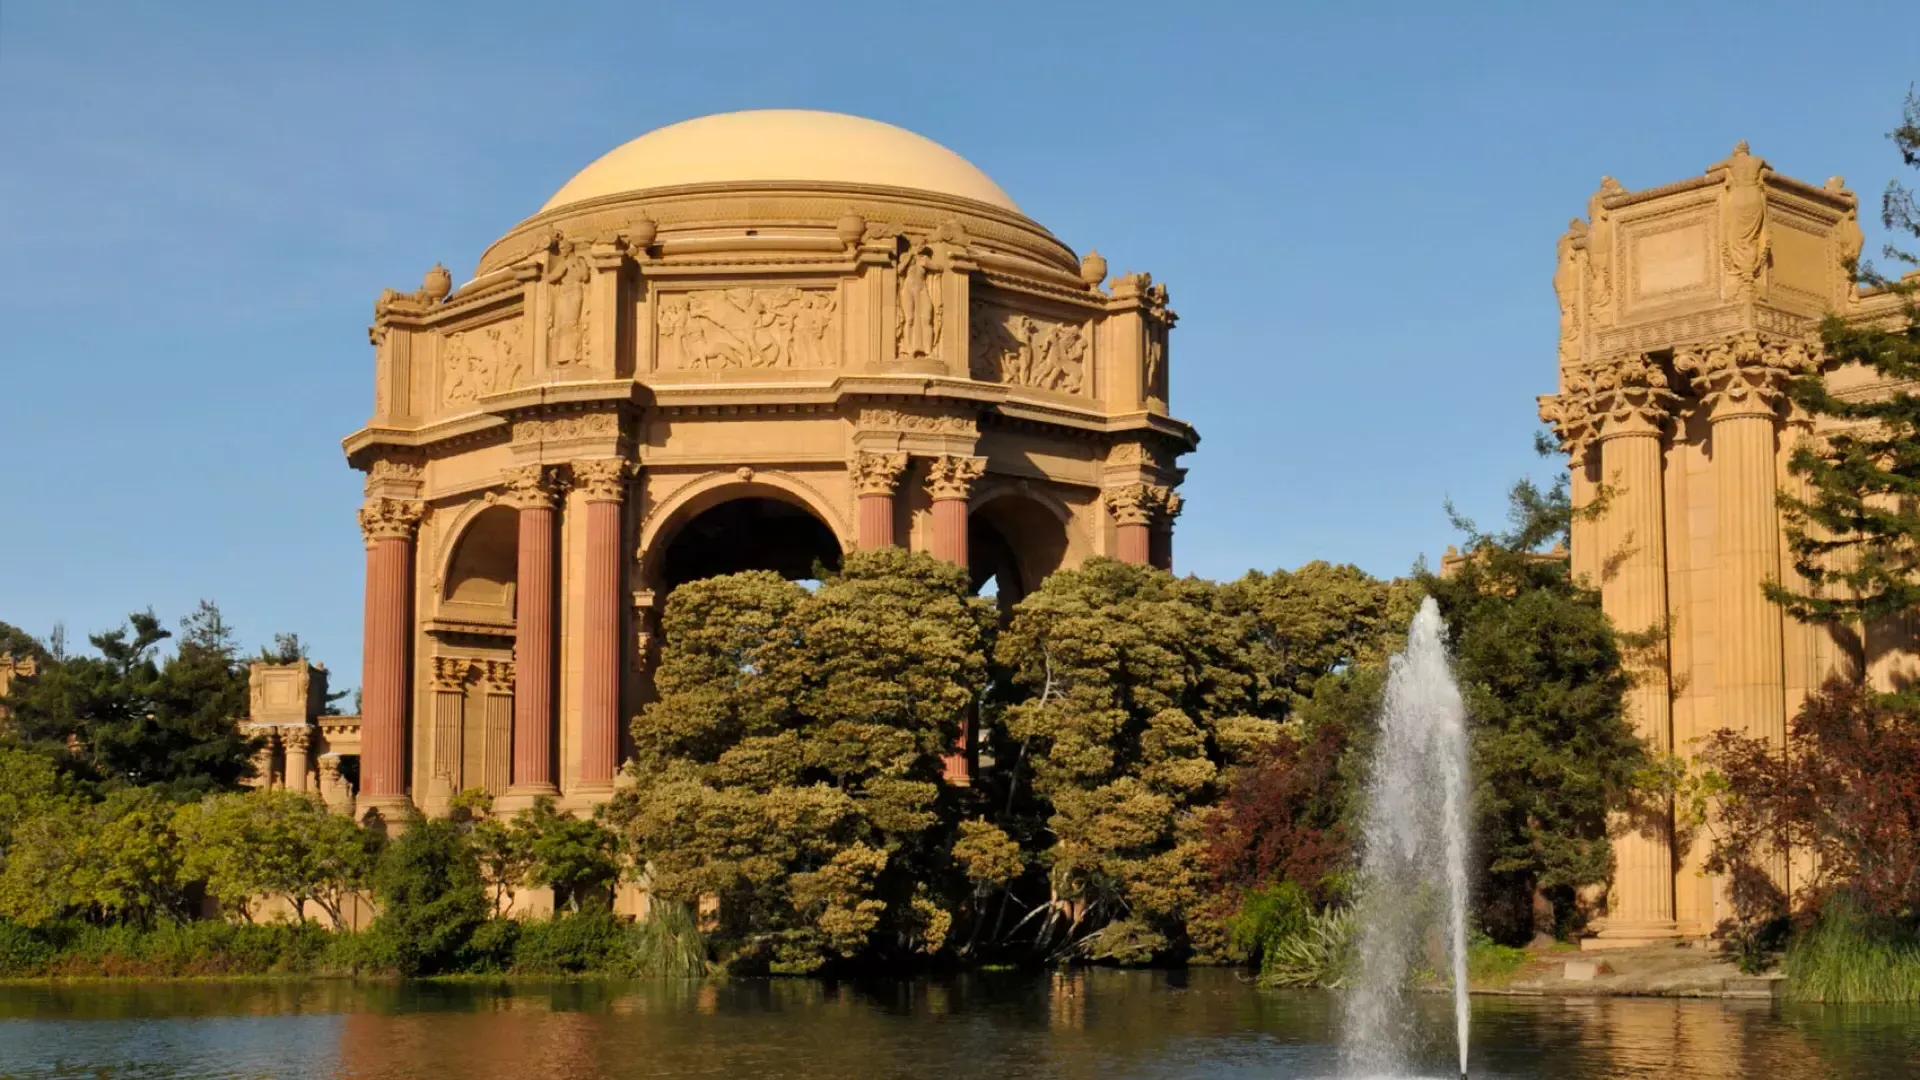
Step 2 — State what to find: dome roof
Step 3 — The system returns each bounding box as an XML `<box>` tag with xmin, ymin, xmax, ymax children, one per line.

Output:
<box><xmin>539</xmin><ymin>110</ymin><xmax>1021</xmax><ymax>215</ymax></box>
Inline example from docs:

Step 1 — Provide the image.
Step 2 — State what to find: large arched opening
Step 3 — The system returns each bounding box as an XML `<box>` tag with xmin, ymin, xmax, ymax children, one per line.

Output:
<box><xmin>654</xmin><ymin>496</ymin><xmax>844</xmax><ymax>596</ymax></box>
<box><xmin>441</xmin><ymin>504</ymin><xmax>519</xmax><ymax>621</ymax></box>
<box><xmin>968</xmin><ymin>493</ymin><xmax>1071</xmax><ymax>612</ymax></box>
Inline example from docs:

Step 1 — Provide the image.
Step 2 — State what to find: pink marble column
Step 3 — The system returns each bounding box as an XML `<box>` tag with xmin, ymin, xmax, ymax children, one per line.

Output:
<box><xmin>506</xmin><ymin>465</ymin><xmax>560</xmax><ymax>797</ymax></box>
<box><xmin>357</xmin><ymin>497</ymin><xmax>423</xmax><ymax>810</ymax></box>
<box><xmin>1105</xmin><ymin>483</ymin><xmax>1172</xmax><ymax>567</ymax></box>
<box><xmin>925</xmin><ymin>455</ymin><xmax>984</xmax><ymax>569</ymax></box>
<box><xmin>574</xmin><ymin>459</ymin><xmax>631</xmax><ymax>788</ymax></box>
<box><xmin>852</xmin><ymin>452</ymin><xmax>908</xmax><ymax>550</ymax></box>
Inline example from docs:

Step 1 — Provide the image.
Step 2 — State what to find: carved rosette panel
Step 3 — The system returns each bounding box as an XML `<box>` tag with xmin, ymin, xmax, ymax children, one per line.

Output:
<box><xmin>572</xmin><ymin>458</ymin><xmax>635</xmax><ymax>503</ymax></box>
<box><xmin>850</xmin><ymin>452</ymin><xmax>909</xmax><ymax>496</ymax></box>
<box><xmin>1103</xmin><ymin>483</ymin><xmax>1178</xmax><ymax>527</ymax></box>
<box><xmin>656</xmin><ymin>287</ymin><xmax>840</xmax><ymax>371</ymax></box>
<box><xmin>924</xmin><ymin>455</ymin><xmax>986</xmax><ymax>501</ymax></box>
<box><xmin>545</xmin><ymin>238</ymin><xmax>593</xmax><ymax>368</ymax></box>
<box><xmin>358</xmin><ymin>497</ymin><xmax>426</xmax><ymax>544</ymax></box>
<box><xmin>969</xmin><ymin>302</ymin><xmax>1091</xmax><ymax>395</ymax></box>
<box><xmin>855</xmin><ymin>408</ymin><xmax>978</xmax><ymax>437</ymax></box>
<box><xmin>1675</xmin><ymin>332</ymin><xmax>1815</xmax><ymax>422</ymax></box>
<box><xmin>443</xmin><ymin>322</ymin><xmax>525</xmax><ymax>405</ymax></box>
<box><xmin>500</xmin><ymin>464</ymin><xmax>564</xmax><ymax>510</ymax></box>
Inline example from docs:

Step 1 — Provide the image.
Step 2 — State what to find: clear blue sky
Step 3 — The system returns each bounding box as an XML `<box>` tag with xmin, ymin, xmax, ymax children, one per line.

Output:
<box><xmin>1</xmin><ymin>1</ymin><xmax>1912</xmax><ymax>693</ymax></box>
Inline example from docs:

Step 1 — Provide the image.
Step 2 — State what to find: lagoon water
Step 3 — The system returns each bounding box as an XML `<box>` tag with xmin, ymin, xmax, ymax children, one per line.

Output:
<box><xmin>1</xmin><ymin>968</ymin><xmax>1915</xmax><ymax>1079</ymax></box>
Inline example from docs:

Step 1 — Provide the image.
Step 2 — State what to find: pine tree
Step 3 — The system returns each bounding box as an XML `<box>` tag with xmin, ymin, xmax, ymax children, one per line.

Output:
<box><xmin>1772</xmin><ymin>91</ymin><xmax>1920</xmax><ymax>626</ymax></box>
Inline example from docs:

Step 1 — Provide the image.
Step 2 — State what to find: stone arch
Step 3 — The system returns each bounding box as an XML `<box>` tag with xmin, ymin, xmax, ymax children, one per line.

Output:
<box><xmin>438</xmin><ymin>502</ymin><xmax>519</xmax><ymax>622</ymax></box>
<box><xmin>638</xmin><ymin>471</ymin><xmax>850</xmax><ymax>596</ymax></box>
<box><xmin>967</xmin><ymin>483</ymin><xmax>1076</xmax><ymax>607</ymax></box>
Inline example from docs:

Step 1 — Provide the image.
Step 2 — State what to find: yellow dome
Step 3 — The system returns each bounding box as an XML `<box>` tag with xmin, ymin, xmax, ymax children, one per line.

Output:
<box><xmin>540</xmin><ymin>110</ymin><xmax>1021</xmax><ymax>215</ymax></box>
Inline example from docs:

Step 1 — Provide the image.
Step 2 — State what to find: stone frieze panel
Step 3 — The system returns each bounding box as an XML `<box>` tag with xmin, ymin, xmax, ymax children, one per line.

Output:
<box><xmin>969</xmin><ymin>300</ymin><xmax>1091</xmax><ymax>396</ymax></box>
<box><xmin>442</xmin><ymin>321</ymin><xmax>526</xmax><ymax>406</ymax></box>
<box><xmin>655</xmin><ymin>287</ymin><xmax>841</xmax><ymax>372</ymax></box>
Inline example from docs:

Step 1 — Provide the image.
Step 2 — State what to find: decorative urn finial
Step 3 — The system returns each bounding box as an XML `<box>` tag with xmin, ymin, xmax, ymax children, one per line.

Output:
<box><xmin>1080</xmin><ymin>250</ymin><xmax>1108</xmax><ymax>287</ymax></box>
<box><xmin>627</xmin><ymin>215</ymin><xmax>658</xmax><ymax>253</ymax></box>
<box><xmin>836</xmin><ymin>212</ymin><xmax>867</xmax><ymax>247</ymax></box>
<box><xmin>422</xmin><ymin>263</ymin><xmax>452</xmax><ymax>303</ymax></box>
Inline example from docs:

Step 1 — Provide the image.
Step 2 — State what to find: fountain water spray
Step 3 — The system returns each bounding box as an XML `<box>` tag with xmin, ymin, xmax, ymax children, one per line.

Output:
<box><xmin>1340</xmin><ymin>596</ymin><xmax>1472</xmax><ymax>1079</ymax></box>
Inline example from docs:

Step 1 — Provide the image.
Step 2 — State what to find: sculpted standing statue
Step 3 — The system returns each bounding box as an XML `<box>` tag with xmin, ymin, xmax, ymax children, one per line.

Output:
<box><xmin>1554</xmin><ymin>218</ymin><xmax>1587</xmax><ymax>363</ymax></box>
<box><xmin>545</xmin><ymin>237</ymin><xmax>592</xmax><ymax>366</ymax></box>
<box><xmin>1720</xmin><ymin>142</ymin><xmax>1770</xmax><ymax>297</ymax></box>
<box><xmin>897</xmin><ymin>238</ymin><xmax>942</xmax><ymax>361</ymax></box>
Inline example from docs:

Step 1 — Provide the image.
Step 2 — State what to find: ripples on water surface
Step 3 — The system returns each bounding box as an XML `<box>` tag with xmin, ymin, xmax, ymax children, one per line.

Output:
<box><xmin>0</xmin><ymin>968</ymin><xmax>1916</xmax><ymax>1079</ymax></box>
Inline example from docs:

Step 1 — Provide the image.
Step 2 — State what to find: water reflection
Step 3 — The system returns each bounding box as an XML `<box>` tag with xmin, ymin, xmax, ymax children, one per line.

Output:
<box><xmin>0</xmin><ymin>970</ymin><xmax>1914</xmax><ymax>1079</ymax></box>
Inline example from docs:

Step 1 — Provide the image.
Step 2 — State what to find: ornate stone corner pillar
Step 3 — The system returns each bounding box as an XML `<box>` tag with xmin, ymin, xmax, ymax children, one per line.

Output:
<box><xmin>281</xmin><ymin>724</ymin><xmax>313</xmax><ymax>795</ymax></box>
<box><xmin>1677</xmin><ymin>333</ymin><xmax>1814</xmax><ymax>888</ymax></box>
<box><xmin>852</xmin><ymin>452</ymin><xmax>909</xmax><ymax>550</ymax></box>
<box><xmin>574</xmin><ymin>459</ymin><xmax>633</xmax><ymax>790</ymax></box>
<box><xmin>317</xmin><ymin>753</ymin><xmax>353</xmax><ymax>816</ymax></box>
<box><xmin>428</xmin><ymin>657</ymin><xmax>472</xmax><ymax>811</ymax></box>
<box><xmin>357</xmin><ymin>495</ymin><xmax>424</xmax><ymax>816</ymax></box>
<box><xmin>482</xmin><ymin>661</ymin><xmax>515</xmax><ymax>796</ymax></box>
<box><xmin>503</xmin><ymin>465</ymin><xmax>563</xmax><ymax>803</ymax></box>
<box><xmin>1103</xmin><ymin>483</ymin><xmax>1175</xmax><ymax>566</ymax></box>
<box><xmin>925</xmin><ymin>455</ymin><xmax>985</xmax><ymax>568</ymax></box>
<box><xmin>1590</xmin><ymin>354</ymin><xmax>1680</xmax><ymax>941</ymax></box>
<box><xmin>245</xmin><ymin>725</ymin><xmax>280</xmax><ymax>789</ymax></box>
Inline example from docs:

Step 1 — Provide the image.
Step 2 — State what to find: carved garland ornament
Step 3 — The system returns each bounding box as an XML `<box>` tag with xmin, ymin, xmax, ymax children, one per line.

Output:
<box><xmin>850</xmin><ymin>452</ymin><xmax>909</xmax><ymax>497</ymax></box>
<box><xmin>572</xmin><ymin>458</ymin><xmax>634</xmax><ymax>502</ymax></box>
<box><xmin>358</xmin><ymin>497</ymin><xmax>426</xmax><ymax>544</ymax></box>
<box><xmin>511</xmin><ymin>413</ymin><xmax>621</xmax><ymax>444</ymax></box>
<box><xmin>924</xmin><ymin>455</ymin><xmax>986</xmax><ymax>501</ymax></box>
<box><xmin>855</xmin><ymin>408</ymin><xmax>977</xmax><ymax>436</ymax></box>
<box><xmin>658</xmin><ymin>288</ymin><xmax>840</xmax><ymax>370</ymax></box>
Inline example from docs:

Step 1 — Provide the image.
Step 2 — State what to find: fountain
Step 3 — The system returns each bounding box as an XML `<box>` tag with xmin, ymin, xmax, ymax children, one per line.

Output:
<box><xmin>1341</xmin><ymin>596</ymin><xmax>1473</xmax><ymax>1080</ymax></box>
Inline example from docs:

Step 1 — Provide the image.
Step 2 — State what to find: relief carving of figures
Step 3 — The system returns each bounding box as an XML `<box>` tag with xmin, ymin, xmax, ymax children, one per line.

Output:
<box><xmin>1585</xmin><ymin>178</ymin><xmax>1622</xmax><ymax>322</ymax></box>
<box><xmin>896</xmin><ymin>238</ymin><xmax>942</xmax><ymax>361</ymax></box>
<box><xmin>1143</xmin><ymin>331</ymin><xmax>1166</xmax><ymax>404</ymax></box>
<box><xmin>1719</xmin><ymin>142</ymin><xmax>1771</xmax><ymax>298</ymax></box>
<box><xmin>1554</xmin><ymin>219</ymin><xmax>1587</xmax><ymax>366</ymax></box>
<box><xmin>1836</xmin><ymin>190</ymin><xmax>1866</xmax><ymax>307</ymax></box>
<box><xmin>544</xmin><ymin>237</ymin><xmax>593</xmax><ymax>367</ymax></box>
<box><xmin>969</xmin><ymin>304</ymin><xmax>1089</xmax><ymax>395</ymax></box>
<box><xmin>658</xmin><ymin>288</ymin><xmax>839</xmax><ymax>370</ymax></box>
<box><xmin>443</xmin><ymin>323</ymin><xmax>525</xmax><ymax>405</ymax></box>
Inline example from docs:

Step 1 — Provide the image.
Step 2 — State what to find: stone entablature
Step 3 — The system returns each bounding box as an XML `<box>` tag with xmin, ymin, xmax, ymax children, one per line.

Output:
<box><xmin>338</xmin><ymin>112</ymin><xmax>1200</xmax><ymax>820</ymax></box>
<box><xmin>1538</xmin><ymin>144</ymin><xmax>1917</xmax><ymax>950</ymax></box>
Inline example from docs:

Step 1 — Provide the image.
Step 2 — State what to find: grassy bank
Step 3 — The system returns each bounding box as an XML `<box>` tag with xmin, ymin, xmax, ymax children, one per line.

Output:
<box><xmin>1784</xmin><ymin>905</ymin><xmax>1920</xmax><ymax>1004</ymax></box>
<box><xmin>0</xmin><ymin>908</ymin><xmax>712</xmax><ymax>981</ymax></box>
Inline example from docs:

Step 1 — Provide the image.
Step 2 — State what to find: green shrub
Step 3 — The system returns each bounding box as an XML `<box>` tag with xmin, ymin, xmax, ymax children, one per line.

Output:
<box><xmin>370</xmin><ymin>815</ymin><xmax>489</xmax><ymax>976</ymax></box>
<box><xmin>0</xmin><ymin>920</ymin><xmax>53</xmax><ymax>976</ymax></box>
<box><xmin>1227</xmin><ymin>882</ymin><xmax>1314</xmax><ymax>966</ymax></box>
<box><xmin>461</xmin><ymin>917</ymin><xmax>521</xmax><ymax>973</ymax></box>
<box><xmin>512</xmin><ymin>910</ymin><xmax>625</xmax><ymax>974</ymax></box>
<box><xmin>1465</xmin><ymin>930</ymin><xmax>1527</xmax><ymax>983</ymax></box>
<box><xmin>1786</xmin><ymin>898</ymin><xmax>1920</xmax><ymax>1003</ymax></box>
<box><xmin>1258</xmin><ymin>905</ymin><xmax>1356</xmax><ymax>988</ymax></box>
<box><xmin>616</xmin><ymin>903</ymin><xmax>712</xmax><ymax>978</ymax></box>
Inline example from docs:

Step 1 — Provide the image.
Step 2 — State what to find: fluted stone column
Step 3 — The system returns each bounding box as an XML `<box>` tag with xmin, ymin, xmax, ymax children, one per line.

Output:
<box><xmin>1105</xmin><ymin>483</ymin><xmax>1176</xmax><ymax>566</ymax></box>
<box><xmin>926</xmin><ymin>455</ymin><xmax>985</xmax><ymax>568</ymax></box>
<box><xmin>482</xmin><ymin>661</ymin><xmax>515</xmax><ymax>796</ymax></box>
<box><xmin>1591</xmin><ymin>355</ymin><xmax>1678</xmax><ymax>940</ymax></box>
<box><xmin>1150</xmin><ymin>491</ymin><xmax>1183</xmax><ymax>572</ymax></box>
<box><xmin>357</xmin><ymin>496</ymin><xmax>424</xmax><ymax>815</ymax></box>
<box><xmin>574</xmin><ymin>459</ymin><xmax>632</xmax><ymax>788</ymax></box>
<box><xmin>428</xmin><ymin>656</ymin><xmax>470</xmax><ymax>806</ymax></box>
<box><xmin>282</xmin><ymin>724</ymin><xmax>313</xmax><ymax>795</ymax></box>
<box><xmin>505</xmin><ymin>465</ymin><xmax>562</xmax><ymax>801</ymax></box>
<box><xmin>1679</xmin><ymin>333</ymin><xmax>1811</xmax><ymax>889</ymax></box>
<box><xmin>853</xmin><ymin>452</ymin><xmax>908</xmax><ymax>550</ymax></box>
<box><xmin>926</xmin><ymin>454</ymin><xmax>985</xmax><ymax>783</ymax></box>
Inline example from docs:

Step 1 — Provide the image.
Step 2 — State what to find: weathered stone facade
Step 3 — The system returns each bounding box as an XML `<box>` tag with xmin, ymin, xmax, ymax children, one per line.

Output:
<box><xmin>337</xmin><ymin>110</ymin><xmax>1198</xmax><ymax>818</ymax></box>
<box><xmin>1539</xmin><ymin>144</ymin><xmax>1919</xmax><ymax>945</ymax></box>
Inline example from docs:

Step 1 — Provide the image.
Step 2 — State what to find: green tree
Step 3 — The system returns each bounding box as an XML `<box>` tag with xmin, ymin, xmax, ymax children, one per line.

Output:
<box><xmin>0</xmin><ymin>786</ymin><xmax>187</xmax><ymax>927</ymax></box>
<box><xmin>519</xmin><ymin>798</ymin><xmax>619</xmax><ymax>913</ymax></box>
<box><xmin>1428</xmin><ymin>479</ymin><xmax>1644</xmax><ymax>942</ymax></box>
<box><xmin>607</xmin><ymin>548</ymin><xmax>990</xmax><ymax>973</ymax></box>
<box><xmin>990</xmin><ymin>558</ymin><xmax>1281</xmax><ymax>963</ymax></box>
<box><xmin>174</xmin><ymin>789</ymin><xmax>377</xmax><ymax>929</ymax></box>
<box><xmin>370</xmin><ymin>812</ymin><xmax>490</xmax><ymax>975</ymax></box>
<box><xmin>454</xmin><ymin>789</ymin><xmax>534</xmax><ymax>916</ymax></box>
<box><xmin>1772</xmin><ymin>91</ymin><xmax>1920</xmax><ymax>633</ymax></box>
<box><xmin>0</xmin><ymin>620</ymin><xmax>46</xmax><ymax>663</ymax></box>
<box><xmin>1216</xmin><ymin>561</ymin><xmax>1409</xmax><ymax>720</ymax></box>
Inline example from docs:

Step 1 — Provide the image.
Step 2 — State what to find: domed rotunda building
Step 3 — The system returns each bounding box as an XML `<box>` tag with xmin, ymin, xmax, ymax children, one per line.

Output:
<box><xmin>342</xmin><ymin>110</ymin><xmax>1198</xmax><ymax>820</ymax></box>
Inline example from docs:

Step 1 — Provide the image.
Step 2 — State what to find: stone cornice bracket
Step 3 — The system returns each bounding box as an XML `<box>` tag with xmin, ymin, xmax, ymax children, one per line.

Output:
<box><xmin>1674</xmin><ymin>331</ymin><xmax>1816</xmax><ymax>423</ymax></box>
<box><xmin>572</xmin><ymin>458</ymin><xmax>635</xmax><ymax>502</ymax></box>
<box><xmin>924</xmin><ymin>454</ymin><xmax>986</xmax><ymax>501</ymax></box>
<box><xmin>1103</xmin><ymin>482</ymin><xmax>1177</xmax><ymax>527</ymax></box>
<box><xmin>851</xmin><ymin>451</ymin><xmax>909</xmax><ymax>496</ymax></box>
<box><xmin>430</xmin><ymin>656</ymin><xmax>476</xmax><ymax>692</ymax></box>
<box><xmin>500</xmin><ymin>463</ymin><xmax>565</xmax><ymax>510</ymax></box>
<box><xmin>1588</xmin><ymin>353</ymin><xmax>1681</xmax><ymax>441</ymax></box>
<box><xmin>482</xmin><ymin>659</ymin><xmax>516</xmax><ymax>693</ymax></box>
<box><xmin>358</xmin><ymin>496</ymin><xmax>426</xmax><ymax>546</ymax></box>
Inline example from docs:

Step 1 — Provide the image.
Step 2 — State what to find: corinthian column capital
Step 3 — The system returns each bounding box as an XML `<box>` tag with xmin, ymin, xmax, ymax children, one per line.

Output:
<box><xmin>924</xmin><ymin>455</ymin><xmax>986</xmax><ymax>501</ymax></box>
<box><xmin>1675</xmin><ymin>332</ymin><xmax>1817</xmax><ymax>423</ymax></box>
<box><xmin>358</xmin><ymin>497</ymin><xmax>425</xmax><ymax>545</ymax></box>
<box><xmin>1103</xmin><ymin>482</ymin><xmax>1176</xmax><ymax>527</ymax></box>
<box><xmin>571</xmin><ymin>458</ymin><xmax>634</xmax><ymax>502</ymax></box>
<box><xmin>500</xmin><ymin>464</ymin><xmax>564</xmax><ymax>510</ymax></box>
<box><xmin>851</xmin><ymin>452</ymin><xmax>909</xmax><ymax>496</ymax></box>
<box><xmin>1590</xmin><ymin>352</ymin><xmax>1681</xmax><ymax>441</ymax></box>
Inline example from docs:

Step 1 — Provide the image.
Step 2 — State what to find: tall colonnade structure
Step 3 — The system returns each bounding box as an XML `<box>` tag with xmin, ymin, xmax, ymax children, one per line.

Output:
<box><xmin>1538</xmin><ymin>143</ymin><xmax>1918</xmax><ymax>946</ymax></box>
<box><xmin>335</xmin><ymin>110</ymin><xmax>1197</xmax><ymax>820</ymax></box>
